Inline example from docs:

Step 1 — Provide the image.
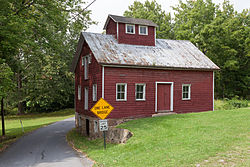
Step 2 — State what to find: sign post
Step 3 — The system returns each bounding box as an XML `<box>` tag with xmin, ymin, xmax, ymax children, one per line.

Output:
<box><xmin>99</xmin><ymin>119</ymin><xmax>108</xmax><ymax>149</ymax></box>
<box><xmin>91</xmin><ymin>98</ymin><xmax>114</xmax><ymax>149</ymax></box>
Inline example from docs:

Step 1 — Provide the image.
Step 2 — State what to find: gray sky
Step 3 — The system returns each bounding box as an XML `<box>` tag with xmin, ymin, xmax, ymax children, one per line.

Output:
<box><xmin>85</xmin><ymin>0</ymin><xmax>249</xmax><ymax>33</ymax></box>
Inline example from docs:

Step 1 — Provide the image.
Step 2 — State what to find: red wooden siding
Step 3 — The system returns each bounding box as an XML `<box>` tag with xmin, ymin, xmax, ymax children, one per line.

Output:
<box><xmin>117</xmin><ymin>23</ymin><xmax>155</xmax><ymax>46</ymax></box>
<box><xmin>157</xmin><ymin>84</ymin><xmax>171</xmax><ymax>111</ymax></box>
<box><xmin>75</xmin><ymin>42</ymin><xmax>102</xmax><ymax>118</ymax></box>
<box><xmin>106</xmin><ymin>18</ymin><xmax>117</xmax><ymax>39</ymax></box>
<box><xmin>103</xmin><ymin>67</ymin><xmax>213</xmax><ymax>119</ymax></box>
<box><xmin>105</xmin><ymin>20</ymin><xmax>155</xmax><ymax>46</ymax></box>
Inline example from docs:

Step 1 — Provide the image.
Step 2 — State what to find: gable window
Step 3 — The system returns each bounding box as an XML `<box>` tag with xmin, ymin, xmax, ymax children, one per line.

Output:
<box><xmin>139</xmin><ymin>26</ymin><xmax>148</xmax><ymax>35</ymax></box>
<box><xmin>135</xmin><ymin>83</ymin><xmax>146</xmax><ymax>100</ymax></box>
<box><xmin>182</xmin><ymin>84</ymin><xmax>191</xmax><ymax>100</ymax></box>
<box><xmin>82</xmin><ymin>57</ymin><xmax>84</xmax><ymax>66</ymax></box>
<box><xmin>78</xmin><ymin>85</ymin><xmax>81</xmax><ymax>100</ymax></box>
<box><xmin>92</xmin><ymin>84</ymin><xmax>97</xmax><ymax>101</ymax></box>
<box><xmin>84</xmin><ymin>56</ymin><xmax>88</xmax><ymax>80</ymax></box>
<box><xmin>126</xmin><ymin>24</ymin><xmax>135</xmax><ymax>34</ymax></box>
<box><xmin>116</xmin><ymin>83</ymin><xmax>127</xmax><ymax>101</ymax></box>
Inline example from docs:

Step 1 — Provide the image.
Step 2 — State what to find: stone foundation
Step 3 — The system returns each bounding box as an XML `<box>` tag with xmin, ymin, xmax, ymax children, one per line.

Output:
<box><xmin>75</xmin><ymin>112</ymin><xmax>133</xmax><ymax>143</ymax></box>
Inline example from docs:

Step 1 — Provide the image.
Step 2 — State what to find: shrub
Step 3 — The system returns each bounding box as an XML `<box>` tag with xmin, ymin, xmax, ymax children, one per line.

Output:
<box><xmin>227</xmin><ymin>99</ymin><xmax>248</xmax><ymax>109</ymax></box>
<box><xmin>215</xmin><ymin>98</ymin><xmax>249</xmax><ymax>110</ymax></box>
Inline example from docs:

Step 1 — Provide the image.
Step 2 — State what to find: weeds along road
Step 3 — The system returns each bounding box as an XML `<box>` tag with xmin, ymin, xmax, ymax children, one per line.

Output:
<box><xmin>0</xmin><ymin>117</ymin><xmax>93</xmax><ymax>167</ymax></box>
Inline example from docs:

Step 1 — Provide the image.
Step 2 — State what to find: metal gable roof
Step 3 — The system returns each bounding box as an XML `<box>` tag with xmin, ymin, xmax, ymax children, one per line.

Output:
<box><xmin>76</xmin><ymin>32</ymin><xmax>219</xmax><ymax>71</ymax></box>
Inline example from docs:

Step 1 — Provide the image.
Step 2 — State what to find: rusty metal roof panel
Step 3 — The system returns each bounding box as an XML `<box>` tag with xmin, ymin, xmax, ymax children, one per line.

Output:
<box><xmin>82</xmin><ymin>32</ymin><xmax>220</xmax><ymax>70</ymax></box>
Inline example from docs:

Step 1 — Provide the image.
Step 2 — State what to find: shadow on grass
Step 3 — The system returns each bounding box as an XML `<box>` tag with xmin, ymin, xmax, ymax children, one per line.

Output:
<box><xmin>67</xmin><ymin>129</ymin><xmax>118</xmax><ymax>152</ymax></box>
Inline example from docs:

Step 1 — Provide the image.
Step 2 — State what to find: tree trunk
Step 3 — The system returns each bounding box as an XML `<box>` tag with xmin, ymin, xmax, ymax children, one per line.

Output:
<box><xmin>1</xmin><ymin>97</ymin><xmax>5</xmax><ymax>136</ymax></box>
<box><xmin>17</xmin><ymin>71</ymin><xmax>24</xmax><ymax>115</ymax></box>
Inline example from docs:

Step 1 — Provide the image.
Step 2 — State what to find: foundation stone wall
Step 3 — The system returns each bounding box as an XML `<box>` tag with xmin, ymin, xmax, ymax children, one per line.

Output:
<box><xmin>75</xmin><ymin>113</ymin><xmax>133</xmax><ymax>143</ymax></box>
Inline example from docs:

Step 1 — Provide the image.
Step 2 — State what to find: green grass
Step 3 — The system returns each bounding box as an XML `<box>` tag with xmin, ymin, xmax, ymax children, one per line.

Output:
<box><xmin>0</xmin><ymin>108</ymin><xmax>75</xmax><ymax>150</ymax></box>
<box><xmin>67</xmin><ymin>108</ymin><xmax>250</xmax><ymax>167</ymax></box>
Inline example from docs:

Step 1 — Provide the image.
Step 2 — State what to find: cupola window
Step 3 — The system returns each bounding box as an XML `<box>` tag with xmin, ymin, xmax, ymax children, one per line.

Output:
<box><xmin>139</xmin><ymin>25</ymin><xmax>148</xmax><ymax>35</ymax></box>
<box><xmin>126</xmin><ymin>24</ymin><xmax>135</xmax><ymax>34</ymax></box>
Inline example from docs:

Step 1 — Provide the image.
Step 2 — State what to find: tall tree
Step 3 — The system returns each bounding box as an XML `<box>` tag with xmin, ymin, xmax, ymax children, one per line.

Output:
<box><xmin>173</xmin><ymin>0</ymin><xmax>249</xmax><ymax>99</ymax></box>
<box><xmin>200</xmin><ymin>2</ymin><xmax>250</xmax><ymax>98</ymax></box>
<box><xmin>0</xmin><ymin>59</ymin><xmax>14</xmax><ymax>135</ymax></box>
<box><xmin>173</xmin><ymin>0</ymin><xmax>216</xmax><ymax>50</ymax></box>
<box><xmin>124</xmin><ymin>0</ymin><xmax>173</xmax><ymax>39</ymax></box>
<box><xmin>0</xmin><ymin>0</ymin><xmax>95</xmax><ymax>113</ymax></box>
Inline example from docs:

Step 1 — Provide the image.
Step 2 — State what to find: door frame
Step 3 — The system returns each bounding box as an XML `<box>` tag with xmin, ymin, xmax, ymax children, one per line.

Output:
<box><xmin>155</xmin><ymin>82</ymin><xmax>174</xmax><ymax>112</ymax></box>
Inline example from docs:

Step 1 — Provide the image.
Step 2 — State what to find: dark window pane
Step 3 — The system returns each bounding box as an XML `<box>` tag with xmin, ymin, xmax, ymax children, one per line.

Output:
<box><xmin>121</xmin><ymin>85</ymin><xmax>125</xmax><ymax>92</ymax></box>
<box><xmin>121</xmin><ymin>93</ymin><xmax>124</xmax><ymax>99</ymax></box>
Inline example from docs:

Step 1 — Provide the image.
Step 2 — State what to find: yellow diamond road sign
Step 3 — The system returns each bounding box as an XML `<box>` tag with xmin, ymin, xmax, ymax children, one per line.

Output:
<box><xmin>90</xmin><ymin>98</ymin><xmax>114</xmax><ymax>120</ymax></box>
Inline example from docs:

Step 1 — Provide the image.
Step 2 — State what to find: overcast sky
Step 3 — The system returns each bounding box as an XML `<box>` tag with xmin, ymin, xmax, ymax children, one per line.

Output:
<box><xmin>85</xmin><ymin>0</ymin><xmax>249</xmax><ymax>33</ymax></box>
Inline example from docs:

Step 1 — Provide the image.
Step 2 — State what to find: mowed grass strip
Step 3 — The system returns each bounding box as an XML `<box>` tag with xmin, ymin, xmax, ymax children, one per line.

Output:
<box><xmin>0</xmin><ymin>108</ymin><xmax>75</xmax><ymax>150</ymax></box>
<box><xmin>67</xmin><ymin>108</ymin><xmax>250</xmax><ymax>167</ymax></box>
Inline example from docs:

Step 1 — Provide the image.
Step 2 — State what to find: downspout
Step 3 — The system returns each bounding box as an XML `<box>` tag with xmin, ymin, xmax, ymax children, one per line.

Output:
<box><xmin>213</xmin><ymin>71</ymin><xmax>214</xmax><ymax>111</ymax></box>
<box><xmin>102</xmin><ymin>66</ymin><xmax>105</xmax><ymax>98</ymax></box>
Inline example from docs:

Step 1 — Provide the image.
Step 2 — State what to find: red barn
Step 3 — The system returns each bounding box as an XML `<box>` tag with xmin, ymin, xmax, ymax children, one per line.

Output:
<box><xmin>71</xmin><ymin>15</ymin><xmax>219</xmax><ymax>138</ymax></box>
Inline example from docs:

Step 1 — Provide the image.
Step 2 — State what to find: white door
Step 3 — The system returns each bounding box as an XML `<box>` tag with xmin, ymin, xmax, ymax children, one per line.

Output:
<box><xmin>84</xmin><ymin>87</ymin><xmax>88</xmax><ymax>110</ymax></box>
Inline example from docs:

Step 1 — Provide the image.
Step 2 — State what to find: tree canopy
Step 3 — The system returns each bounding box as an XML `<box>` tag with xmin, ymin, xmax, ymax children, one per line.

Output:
<box><xmin>0</xmin><ymin>0</ymin><xmax>95</xmax><ymax>113</ymax></box>
<box><xmin>124</xmin><ymin>0</ymin><xmax>249</xmax><ymax>99</ymax></box>
<box><xmin>124</xmin><ymin>0</ymin><xmax>173</xmax><ymax>39</ymax></box>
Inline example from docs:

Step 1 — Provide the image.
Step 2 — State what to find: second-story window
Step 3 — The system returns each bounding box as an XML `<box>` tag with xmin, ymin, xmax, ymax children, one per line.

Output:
<box><xmin>139</xmin><ymin>26</ymin><xmax>148</xmax><ymax>35</ymax></box>
<box><xmin>126</xmin><ymin>24</ymin><xmax>135</xmax><ymax>34</ymax></box>
<box><xmin>84</xmin><ymin>56</ymin><xmax>88</xmax><ymax>80</ymax></box>
<box><xmin>92</xmin><ymin>84</ymin><xmax>97</xmax><ymax>101</ymax></box>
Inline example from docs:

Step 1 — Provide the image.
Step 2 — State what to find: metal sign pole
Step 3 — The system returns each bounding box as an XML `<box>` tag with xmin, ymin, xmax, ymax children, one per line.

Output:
<box><xmin>103</xmin><ymin>131</ymin><xmax>106</xmax><ymax>149</ymax></box>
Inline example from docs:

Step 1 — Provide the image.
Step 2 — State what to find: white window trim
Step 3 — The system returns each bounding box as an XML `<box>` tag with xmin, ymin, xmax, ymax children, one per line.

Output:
<box><xmin>182</xmin><ymin>84</ymin><xmax>191</xmax><ymax>100</ymax></box>
<box><xmin>78</xmin><ymin>85</ymin><xmax>81</xmax><ymax>100</ymax></box>
<box><xmin>81</xmin><ymin>57</ymin><xmax>84</xmax><ymax>66</ymax></box>
<box><xmin>84</xmin><ymin>56</ymin><xmax>88</xmax><ymax>80</ymax></box>
<box><xmin>84</xmin><ymin>87</ymin><xmax>88</xmax><ymax>110</ymax></box>
<box><xmin>88</xmin><ymin>54</ymin><xmax>91</xmax><ymax>64</ymax></box>
<box><xmin>116</xmin><ymin>83</ymin><xmax>127</xmax><ymax>101</ymax></box>
<box><xmin>125</xmin><ymin>24</ymin><xmax>135</xmax><ymax>34</ymax></box>
<box><xmin>135</xmin><ymin>83</ymin><xmax>146</xmax><ymax>101</ymax></box>
<box><xmin>139</xmin><ymin>25</ymin><xmax>148</xmax><ymax>35</ymax></box>
<box><xmin>92</xmin><ymin>84</ymin><xmax>97</xmax><ymax>101</ymax></box>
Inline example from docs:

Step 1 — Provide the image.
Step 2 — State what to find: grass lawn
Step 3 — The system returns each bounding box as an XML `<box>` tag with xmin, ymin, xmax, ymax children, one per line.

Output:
<box><xmin>67</xmin><ymin>108</ymin><xmax>250</xmax><ymax>167</ymax></box>
<box><xmin>0</xmin><ymin>108</ymin><xmax>75</xmax><ymax>151</ymax></box>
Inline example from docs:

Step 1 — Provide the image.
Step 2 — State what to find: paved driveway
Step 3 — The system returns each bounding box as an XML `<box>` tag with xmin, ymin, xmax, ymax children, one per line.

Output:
<box><xmin>0</xmin><ymin>117</ymin><xmax>93</xmax><ymax>167</ymax></box>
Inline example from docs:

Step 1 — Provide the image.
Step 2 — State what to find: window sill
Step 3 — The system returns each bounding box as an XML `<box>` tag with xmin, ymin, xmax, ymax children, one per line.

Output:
<box><xmin>139</xmin><ymin>33</ymin><xmax>148</xmax><ymax>35</ymax></box>
<box><xmin>125</xmin><ymin>32</ymin><xmax>135</xmax><ymax>34</ymax></box>
<box><xmin>136</xmin><ymin>99</ymin><xmax>146</xmax><ymax>101</ymax></box>
<box><xmin>182</xmin><ymin>98</ymin><xmax>191</xmax><ymax>101</ymax></box>
<box><xmin>116</xmin><ymin>99</ymin><xmax>127</xmax><ymax>101</ymax></box>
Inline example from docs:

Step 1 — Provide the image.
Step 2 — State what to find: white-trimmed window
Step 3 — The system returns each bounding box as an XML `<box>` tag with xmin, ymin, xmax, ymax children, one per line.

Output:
<box><xmin>78</xmin><ymin>85</ymin><xmax>81</xmax><ymax>100</ymax></box>
<box><xmin>126</xmin><ymin>24</ymin><xmax>135</xmax><ymax>34</ymax></box>
<box><xmin>84</xmin><ymin>56</ymin><xmax>88</xmax><ymax>80</ymax></box>
<box><xmin>82</xmin><ymin>57</ymin><xmax>84</xmax><ymax>66</ymax></box>
<box><xmin>139</xmin><ymin>25</ymin><xmax>148</xmax><ymax>35</ymax></box>
<box><xmin>135</xmin><ymin>83</ymin><xmax>146</xmax><ymax>100</ymax></box>
<box><xmin>92</xmin><ymin>84</ymin><xmax>97</xmax><ymax>101</ymax></box>
<box><xmin>182</xmin><ymin>84</ymin><xmax>191</xmax><ymax>100</ymax></box>
<box><xmin>116</xmin><ymin>83</ymin><xmax>127</xmax><ymax>101</ymax></box>
<box><xmin>84</xmin><ymin>87</ymin><xmax>88</xmax><ymax>110</ymax></box>
<box><xmin>82</xmin><ymin>55</ymin><xmax>91</xmax><ymax>66</ymax></box>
